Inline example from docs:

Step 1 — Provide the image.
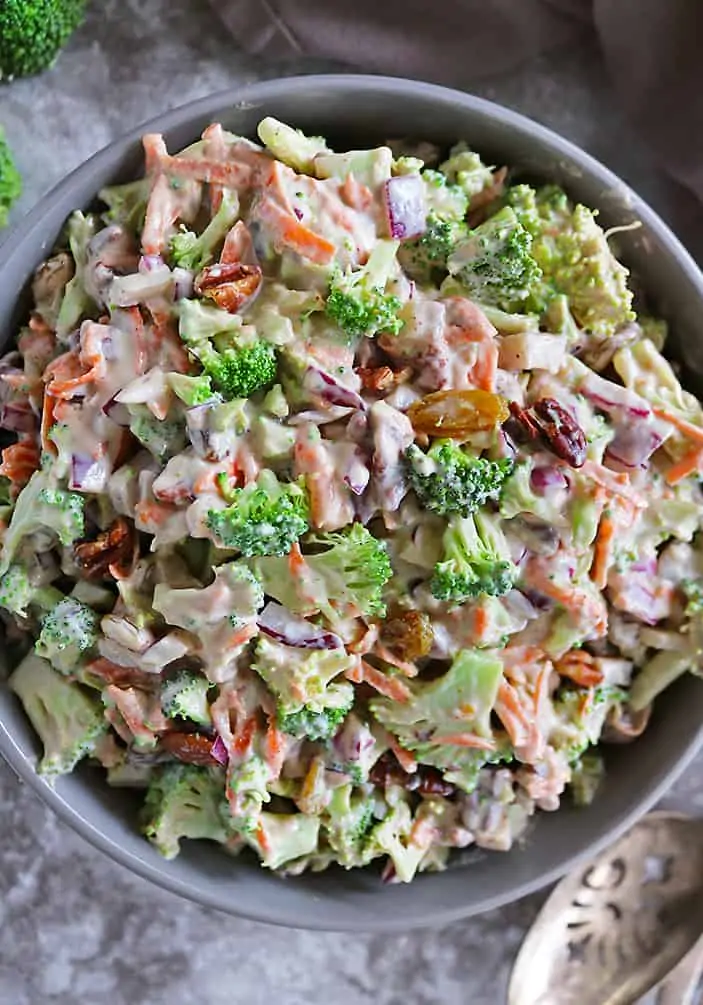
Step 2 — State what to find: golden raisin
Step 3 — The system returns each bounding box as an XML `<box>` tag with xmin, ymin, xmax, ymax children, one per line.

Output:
<box><xmin>381</xmin><ymin>609</ymin><xmax>433</xmax><ymax>661</ymax></box>
<box><xmin>407</xmin><ymin>389</ymin><xmax>509</xmax><ymax>437</ymax></box>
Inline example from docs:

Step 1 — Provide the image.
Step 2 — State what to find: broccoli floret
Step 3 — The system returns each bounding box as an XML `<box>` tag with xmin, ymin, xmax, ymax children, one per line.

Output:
<box><xmin>160</xmin><ymin>669</ymin><xmax>212</xmax><ymax>727</ymax></box>
<box><xmin>400</xmin><ymin>214</ymin><xmax>469</xmax><ymax>283</ymax></box>
<box><xmin>569</xmin><ymin>751</ymin><xmax>605</xmax><ymax>807</ymax></box>
<box><xmin>197</xmin><ymin>338</ymin><xmax>278</xmax><ymax>400</ymax></box>
<box><xmin>0</xmin><ymin>563</ymin><xmax>62</xmax><ymax>618</ymax></box>
<box><xmin>438</xmin><ymin>143</ymin><xmax>495</xmax><ymax>199</ymax></box>
<box><xmin>371</xmin><ymin>648</ymin><xmax>503</xmax><ymax>793</ymax></box>
<box><xmin>169</xmin><ymin>190</ymin><xmax>240</xmax><ymax>271</ymax></box>
<box><xmin>447</xmin><ymin>206</ymin><xmax>542</xmax><ymax>311</ymax></box>
<box><xmin>507</xmin><ymin>184</ymin><xmax>634</xmax><ymax>335</ymax></box>
<box><xmin>178</xmin><ymin>298</ymin><xmax>245</xmax><ymax>344</ymax></box>
<box><xmin>324</xmin><ymin>783</ymin><xmax>376</xmax><ymax>869</ymax></box>
<box><xmin>226</xmin><ymin>755</ymin><xmax>272</xmax><ymax>834</ymax></box>
<box><xmin>406</xmin><ymin>441</ymin><xmax>513</xmax><ymax>517</ymax></box>
<box><xmin>128</xmin><ymin>408</ymin><xmax>187</xmax><ymax>463</ymax></box>
<box><xmin>368</xmin><ymin>797</ymin><xmax>426</xmax><ymax>883</ymax></box>
<box><xmin>431</xmin><ymin>512</ymin><xmax>517</xmax><ymax>603</ymax></box>
<box><xmin>253</xmin><ymin>635</ymin><xmax>355</xmax><ymax>731</ymax></box>
<box><xmin>167</xmin><ymin>372</ymin><xmax>220</xmax><ymax>408</ymax></box>
<box><xmin>301</xmin><ymin>523</ymin><xmax>393</xmax><ymax>619</ymax></box>
<box><xmin>0</xmin><ymin>0</ymin><xmax>85</xmax><ymax>80</ymax></box>
<box><xmin>278</xmin><ymin>704</ymin><xmax>349</xmax><ymax>742</ymax></box>
<box><xmin>98</xmin><ymin>178</ymin><xmax>150</xmax><ymax>231</ymax></box>
<box><xmin>325</xmin><ymin>239</ymin><xmax>403</xmax><ymax>340</ymax></box>
<box><xmin>56</xmin><ymin>210</ymin><xmax>98</xmax><ymax>337</ymax></box>
<box><xmin>0</xmin><ymin>128</ymin><xmax>22</xmax><ymax>228</ymax></box>
<box><xmin>35</xmin><ymin>596</ymin><xmax>99</xmax><ymax>674</ymax></box>
<box><xmin>9</xmin><ymin>652</ymin><xmax>105</xmax><ymax>780</ymax></box>
<box><xmin>421</xmin><ymin>169</ymin><xmax>469</xmax><ymax>220</ymax></box>
<box><xmin>142</xmin><ymin>763</ymin><xmax>230</xmax><ymax>860</ymax></box>
<box><xmin>0</xmin><ymin>472</ymin><xmax>85</xmax><ymax>575</ymax></box>
<box><xmin>206</xmin><ymin>470</ymin><xmax>309</xmax><ymax>557</ymax></box>
<box><xmin>683</xmin><ymin>579</ymin><xmax>703</xmax><ymax>616</ymax></box>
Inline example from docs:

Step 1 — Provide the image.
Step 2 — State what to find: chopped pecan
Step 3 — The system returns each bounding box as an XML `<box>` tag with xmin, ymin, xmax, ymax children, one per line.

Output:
<box><xmin>356</xmin><ymin>365</ymin><xmax>412</xmax><ymax>393</ymax></box>
<box><xmin>160</xmin><ymin>731</ymin><xmax>221</xmax><ymax>767</ymax></box>
<box><xmin>74</xmin><ymin>516</ymin><xmax>138</xmax><ymax>581</ymax></box>
<box><xmin>194</xmin><ymin>262</ymin><xmax>262</xmax><ymax>313</ymax></box>
<box><xmin>84</xmin><ymin>657</ymin><xmax>159</xmax><ymax>692</ymax></box>
<box><xmin>369</xmin><ymin>751</ymin><xmax>455</xmax><ymax>798</ymax></box>
<box><xmin>532</xmin><ymin>397</ymin><xmax>587</xmax><ymax>468</ymax></box>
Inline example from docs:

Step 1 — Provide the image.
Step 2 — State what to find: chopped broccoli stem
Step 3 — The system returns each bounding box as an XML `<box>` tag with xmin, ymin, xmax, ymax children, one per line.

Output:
<box><xmin>431</xmin><ymin>512</ymin><xmax>517</xmax><ymax>603</ymax></box>
<box><xmin>206</xmin><ymin>470</ymin><xmax>309</xmax><ymax>557</ymax></box>
<box><xmin>0</xmin><ymin>0</ymin><xmax>86</xmax><ymax>80</ymax></box>
<box><xmin>406</xmin><ymin>441</ymin><xmax>513</xmax><ymax>517</ymax></box>
<box><xmin>160</xmin><ymin>669</ymin><xmax>212</xmax><ymax>727</ymax></box>
<box><xmin>9</xmin><ymin>653</ymin><xmax>106</xmax><ymax>780</ymax></box>
<box><xmin>142</xmin><ymin>763</ymin><xmax>230</xmax><ymax>860</ymax></box>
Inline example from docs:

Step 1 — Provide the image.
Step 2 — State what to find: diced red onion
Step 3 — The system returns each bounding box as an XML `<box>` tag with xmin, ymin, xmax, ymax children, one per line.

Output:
<box><xmin>102</xmin><ymin>395</ymin><xmax>132</xmax><ymax>427</ymax></box>
<box><xmin>303</xmin><ymin>366</ymin><xmax>367</xmax><ymax>411</ymax></box>
<box><xmin>631</xmin><ymin>556</ymin><xmax>657</xmax><ymax>576</ymax></box>
<box><xmin>257</xmin><ymin>602</ymin><xmax>343</xmax><ymax>650</ymax></box>
<box><xmin>70</xmin><ymin>454</ymin><xmax>97</xmax><ymax>490</ymax></box>
<box><xmin>384</xmin><ymin>175</ymin><xmax>426</xmax><ymax>241</ymax></box>
<box><xmin>530</xmin><ymin>465</ymin><xmax>569</xmax><ymax>495</ymax></box>
<box><xmin>139</xmin><ymin>254</ymin><xmax>165</xmax><ymax>272</ymax></box>
<box><xmin>211</xmin><ymin>734</ymin><xmax>229</xmax><ymax>765</ymax></box>
<box><xmin>288</xmin><ymin>406</ymin><xmax>354</xmax><ymax>426</ymax></box>
<box><xmin>580</xmin><ymin>372</ymin><xmax>651</xmax><ymax>419</ymax></box>
<box><xmin>0</xmin><ymin>402</ymin><xmax>37</xmax><ymax>433</ymax></box>
<box><xmin>605</xmin><ymin>425</ymin><xmax>664</xmax><ymax>469</ymax></box>
<box><xmin>519</xmin><ymin>587</ymin><xmax>555</xmax><ymax>612</ymax></box>
<box><xmin>173</xmin><ymin>267</ymin><xmax>194</xmax><ymax>301</ymax></box>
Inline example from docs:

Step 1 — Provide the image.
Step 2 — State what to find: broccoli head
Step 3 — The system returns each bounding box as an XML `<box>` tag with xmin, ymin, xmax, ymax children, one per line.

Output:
<box><xmin>325</xmin><ymin>239</ymin><xmax>403</xmax><ymax>340</ymax></box>
<box><xmin>253</xmin><ymin>635</ymin><xmax>355</xmax><ymax>735</ymax></box>
<box><xmin>160</xmin><ymin>669</ymin><xmax>212</xmax><ymax>727</ymax></box>
<box><xmin>0</xmin><ymin>0</ymin><xmax>86</xmax><ymax>80</ymax></box>
<box><xmin>438</xmin><ymin>143</ymin><xmax>495</xmax><ymax>199</ymax></box>
<box><xmin>447</xmin><ymin>206</ymin><xmax>542</xmax><ymax>311</ymax></box>
<box><xmin>206</xmin><ymin>470</ymin><xmax>309</xmax><ymax>557</ymax></box>
<box><xmin>167</xmin><ymin>372</ymin><xmax>219</xmax><ymax>408</ymax></box>
<box><xmin>142</xmin><ymin>763</ymin><xmax>230</xmax><ymax>859</ymax></box>
<box><xmin>278</xmin><ymin>704</ymin><xmax>348</xmax><ymax>742</ymax></box>
<box><xmin>400</xmin><ymin>214</ymin><xmax>469</xmax><ymax>283</ymax></box>
<box><xmin>35</xmin><ymin>596</ymin><xmax>99</xmax><ymax>674</ymax></box>
<box><xmin>0</xmin><ymin>128</ymin><xmax>22</xmax><ymax>228</ymax></box>
<box><xmin>406</xmin><ymin>440</ymin><xmax>513</xmax><ymax>517</ymax></box>
<box><xmin>367</xmin><ymin>796</ymin><xmax>427</xmax><ymax>883</ymax></box>
<box><xmin>301</xmin><ymin>523</ymin><xmax>393</xmax><ymax>619</ymax></box>
<box><xmin>371</xmin><ymin>648</ymin><xmax>504</xmax><ymax>793</ymax></box>
<box><xmin>0</xmin><ymin>563</ymin><xmax>62</xmax><ymax>618</ymax></box>
<box><xmin>169</xmin><ymin>189</ymin><xmax>240</xmax><ymax>271</ymax></box>
<box><xmin>431</xmin><ymin>512</ymin><xmax>517</xmax><ymax>603</ymax></box>
<box><xmin>190</xmin><ymin>335</ymin><xmax>277</xmax><ymax>400</ymax></box>
<box><xmin>9</xmin><ymin>652</ymin><xmax>106</xmax><ymax>780</ymax></box>
<box><xmin>0</xmin><ymin>472</ymin><xmax>85</xmax><ymax>575</ymax></box>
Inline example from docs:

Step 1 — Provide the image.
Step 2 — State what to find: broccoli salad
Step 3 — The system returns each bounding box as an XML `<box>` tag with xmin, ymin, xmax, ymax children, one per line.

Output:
<box><xmin>1</xmin><ymin>116</ymin><xmax>702</xmax><ymax>883</ymax></box>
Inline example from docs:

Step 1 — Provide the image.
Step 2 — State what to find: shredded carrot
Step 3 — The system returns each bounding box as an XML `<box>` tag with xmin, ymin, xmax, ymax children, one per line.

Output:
<box><xmin>554</xmin><ymin>650</ymin><xmax>604</xmax><ymax>688</ymax></box>
<box><xmin>581</xmin><ymin>460</ymin><xmax>646</xmax><ymax>506</ymax></box>
<box><xmin>472</xmin><ymin>602</ymin><xmax>491</xmax><ymax>645</ymax></box>
<box><xmin>373</xmin><ymin>643</ymin><xmax>418</xmax><ymax>678</ymax></box>
<box><xmin>354</xmin><ymin>660</ymin><xmax>412</xmax><ymax>702</ymax></box>
<box><xmin>389</xmin><ymin>737</ymin><xmax>417</xmax><ymax>772</ymax></box>
<box><xmin>254</xmin><ymin>195</ymin><xmax>336</xmax><ymax>265</ymax></box>
<box><xmin>255</xmin><ymin>822</ymin><xmax>271</xmax><ymax>856</ymax></box>
<box><xmin>43</xmin><ymin>350</ymin><xmax>97</xmax><ymax>399</ymax></box>
<box><xmin>288</xmin><ymin>541</ymin><xmax>306</xmax><ymax>576</ymax></box>
<box><xmin>339</xmin><ymin>174</ymin><xmax>373</xmax><ymax>211</ymax></box>
<box><xmin>494</xmin><ymin>679</ymin><xmax>543</xmax><ymax>760</ymax></box>
<box><xmin>40</xmin><ymin>391</ymin><xmax>58</xmax><ymax>454</ymax></box>
<box><xmin>653</xmin><ymin>406</ymin><xmax>703</xmax><ymax>446</ymax></box>
<box><xmin>0</xmin><ymin>440</ymin><xmax>40</xmax><ymax>487</ymax></box>
<box><xmin>666</xmin><ymin>446</ymin><xmax>703</xmax><ymax>485</ymax></box>
<box><xmin>133</xmin><ymin>500</ymin><xmax>174</xmax><ymax>527</ymax></box>
<box><xmin>232</xmin><ymin>715</ymin><xmax>257</xmax><ymax>757</ymax></box>
<box><xmin>590</xmin><ymin>511</ymin><xmax>616</xmax><ymax>589</ymax></box>
<box><xmin>265</xmin><ymin>717</ymin><xmax>285</xmax><ymax>772</ymax></box>
<box><xmin>431</xmin><ymin>733</ymin><xmax>497</xmax><ymax>751</ymax></box>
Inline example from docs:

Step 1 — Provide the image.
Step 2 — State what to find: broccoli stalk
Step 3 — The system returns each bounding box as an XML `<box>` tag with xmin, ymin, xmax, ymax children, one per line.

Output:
<box><xmin>431</xmin><ymin>512</ymin><xmax>517</xmax><ymax>603</ymax></box>
<box><xmin>406</xmin><ymin>440</ymin><xmax>513</xmax><ymax>517</ymax></box>
<box><xmin>325</xmin><ymin>240</ymin><xmax>403</xmax><ymax>340</ymax></box>
<box><xmin>253</xmin><ymin>635</ymin><xmax>355</xmax><ymax>741</ymax></box>
<box><xmin>167</xmin><ymin>372</ymin><xmax>220</xmax><ymax>408</ymax></box>
<box><xmin>142</xmin><ymin>763</ymin><xmax>230</xmax><ymax>860</ymax></box>
<box><xmin>9</xmin><ymin>653</ymin><xmax>106</xmax><ymax>780</ymax></box>
<box><xmin>35</xmin><ymin>596</ymin><xmax>99</xmax><ymax>674</ymax></box>
<box><xmin>256</xmin><ymin>117</ymin><xmax>330</xmax><ymax>175</ymax></box>
<box><xmin>0</xmin><ymin>128</ymin><xmax>22</xmax><ymax>227</ymax></box>
<box><xmin>253</xmin><ymin>522</ymin><xmax>392</xmax><ymax>620</ymax></box>
<box><xmin>447</xmin><ymin>206</ymin><xmax>542</xmax><ymax>311</ymax></box>
<box><xmin>323</xmin><ymin>783</ymin><xmax>375</xmax><ymax>869</ymax></box>
<box><xmin>206</xmin><ymin>470</ymin><xmax>309</xmax><ymax>557</ymax></box>
<box><xmin>160</xmin><ymin>669</ymin><xmax>212</xmax><ymax>727</ymax></box>
<box><xmin>254</xmin><ymin>812</ymin><xmax>320</xmax><ymax>870</ymax></box>
<box><xmin>169</xmin><ymin>189</ymin><xmax>240</xmax><ymax>271</ymax></box>
<box><xmin>0</xmin><ymin>0</ymin><xmax>86</xmax><ymax>80</ymax></box>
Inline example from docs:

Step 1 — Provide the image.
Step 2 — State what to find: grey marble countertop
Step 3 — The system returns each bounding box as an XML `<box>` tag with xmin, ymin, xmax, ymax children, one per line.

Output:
<box><xmin>2</xmin><ymin>3</ymin><xmax>703</xmax><ymax>1002</ymax></box>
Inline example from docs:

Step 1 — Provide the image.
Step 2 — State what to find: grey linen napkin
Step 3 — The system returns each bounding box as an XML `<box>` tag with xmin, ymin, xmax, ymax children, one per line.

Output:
<box><xmin>211</xmin><ymin>0</ymin><xmax>703</xmax><ymax>202</ymax></box>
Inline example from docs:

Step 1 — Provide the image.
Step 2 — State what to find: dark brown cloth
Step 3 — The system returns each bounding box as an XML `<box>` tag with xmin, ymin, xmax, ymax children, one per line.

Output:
<box><xmin>212</xmin><ymin>0</ymin><xmax>703</xmax><ymax>200</ymax></box>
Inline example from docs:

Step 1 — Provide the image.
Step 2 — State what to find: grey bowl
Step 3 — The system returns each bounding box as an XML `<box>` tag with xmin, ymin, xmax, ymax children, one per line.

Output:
<box><xmin>1</xmin><ymin>74</ymin><xmax>703</xmax><ymax>932</ymax></box>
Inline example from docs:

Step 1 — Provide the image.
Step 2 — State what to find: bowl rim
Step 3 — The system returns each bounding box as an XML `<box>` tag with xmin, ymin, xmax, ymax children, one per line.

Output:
<box><xmin>2</xmin><ymin>72</ymin><xmax>703</xmax><ymax>931</ymax></box>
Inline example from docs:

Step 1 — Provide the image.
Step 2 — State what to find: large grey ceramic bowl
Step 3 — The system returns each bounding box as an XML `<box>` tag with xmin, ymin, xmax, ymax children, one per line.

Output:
<box><xmin>1</xmin><ymin>74</ymin><xmax>703</xmax><ymax>932</ymax></box>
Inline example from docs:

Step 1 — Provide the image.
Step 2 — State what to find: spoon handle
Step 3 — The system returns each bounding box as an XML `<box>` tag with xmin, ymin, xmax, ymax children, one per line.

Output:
<box><xmin>656</xmin><ymin>936</ymin><xmax>703</xmax><ymax>1005</ymax></box>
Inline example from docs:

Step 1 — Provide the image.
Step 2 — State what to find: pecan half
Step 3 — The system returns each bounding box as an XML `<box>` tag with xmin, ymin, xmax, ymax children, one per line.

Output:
<box><xmin>356</xmin><ymin>365</ymin><xmax>412</xmax><ymax>393</ymax></box>
<box><xmin>160</xmin><ymin>731</ymin><xmax>221</xmax><ymax>767</ymax></box>
<box><xmin>74</xmin><ymin>516</ymin><xmax>138</xmax><ymax>581</ymax></box>
<box><xmin>194</xmin><ymin>262</ymin><xmax>262</xmax><ymax>313</ymax></box>
<box><xmin>532</xmin><ymin>397</ymin><xmax>587</xmax><ymax>468</ymax></box>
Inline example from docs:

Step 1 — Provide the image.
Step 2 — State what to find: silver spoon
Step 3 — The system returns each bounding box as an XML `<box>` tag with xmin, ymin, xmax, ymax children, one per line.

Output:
<box><xmin>508</xmin><ymin>813</ymin><xmax>703</xmax><ymax>1005</ymax></box>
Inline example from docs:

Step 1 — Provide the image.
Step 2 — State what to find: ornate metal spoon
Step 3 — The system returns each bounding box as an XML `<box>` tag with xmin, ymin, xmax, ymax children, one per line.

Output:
<box><xmin>508</xmin><ymin>813</ymin><xmax>703</xmax><ymax>1005</ymax></box>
